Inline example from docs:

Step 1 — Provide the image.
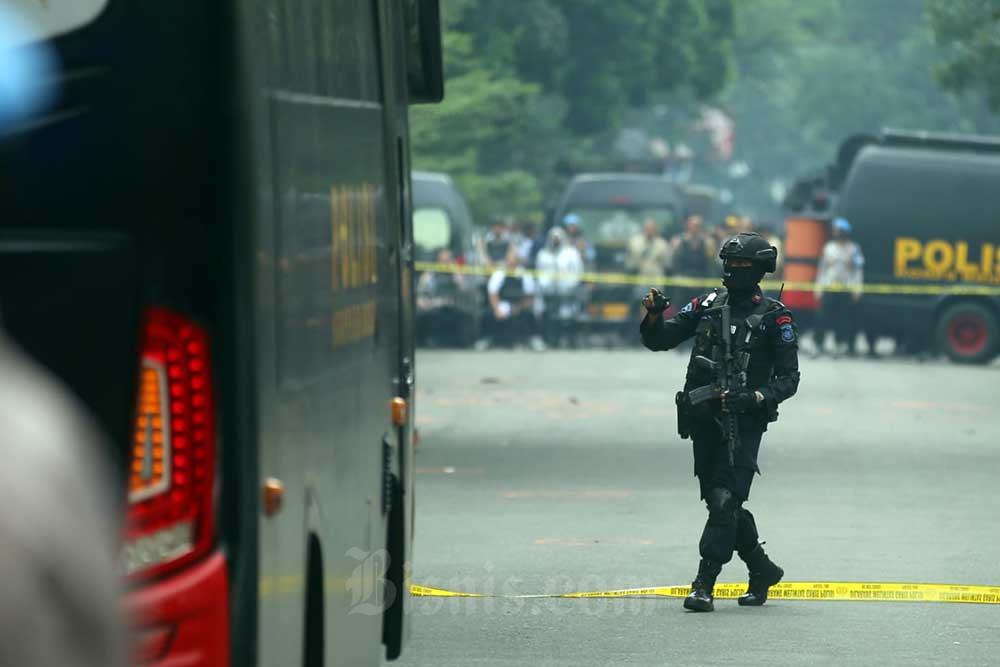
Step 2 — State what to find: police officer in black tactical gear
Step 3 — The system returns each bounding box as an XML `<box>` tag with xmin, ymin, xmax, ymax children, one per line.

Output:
<box><xmin>640</xmin><ymin>232</ymin><xmax>800</xmax><ymax>612</ymax></box>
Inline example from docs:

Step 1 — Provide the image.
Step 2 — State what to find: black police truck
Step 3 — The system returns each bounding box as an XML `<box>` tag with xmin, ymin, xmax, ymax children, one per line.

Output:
<box><xmin>784</xmin><ymin>130</ymin><xmax>1000</xmax><ymax>363</ymax></box>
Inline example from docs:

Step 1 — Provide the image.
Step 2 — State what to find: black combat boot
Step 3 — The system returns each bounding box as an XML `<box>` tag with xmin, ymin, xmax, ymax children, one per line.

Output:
<box><xmin>683</xmin><ymin>559</ymin><xmax>722</xmax><ymax>612</ymax></box>
<box><xmin>737</xmin><ymin>544</ymin><xmax>784</xmax><ymax>606</ymax></box>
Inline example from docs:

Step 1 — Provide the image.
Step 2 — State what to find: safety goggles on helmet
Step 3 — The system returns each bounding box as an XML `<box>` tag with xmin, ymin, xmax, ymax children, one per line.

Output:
<box><xmin>719</xmin><ymin>233</ymin><xmax>778</xmax><ymax>273</ymax></box>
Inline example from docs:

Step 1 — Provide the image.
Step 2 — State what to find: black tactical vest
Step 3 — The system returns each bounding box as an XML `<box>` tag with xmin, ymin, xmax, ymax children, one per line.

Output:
<box><xmin>687</xmin><ymin>289</ymin><xmax>778</xmax><ymax>388</ymax></box>
<box><xmin>498</xmin><ymin>273</ymin><xmax>528</xmax><ymax>303</ymax></box>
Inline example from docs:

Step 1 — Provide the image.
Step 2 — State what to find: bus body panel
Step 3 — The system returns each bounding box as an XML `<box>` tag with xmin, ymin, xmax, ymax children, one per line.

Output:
<box><xmin>244</xmin><ymin>1</ymin><xmax>413</xmax><ymax>665</ymax></box>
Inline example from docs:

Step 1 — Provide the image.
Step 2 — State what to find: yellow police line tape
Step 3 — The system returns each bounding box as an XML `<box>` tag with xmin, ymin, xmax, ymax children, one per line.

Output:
<box><xmin>414</xmin><ymin>261</ymin><xmax>1000</xmax><ymax>297</ymax></box>
<box><xmin>411</xmin><ymin>581</ymin><xmax>1000</xmax><ymax>605</ymax></box>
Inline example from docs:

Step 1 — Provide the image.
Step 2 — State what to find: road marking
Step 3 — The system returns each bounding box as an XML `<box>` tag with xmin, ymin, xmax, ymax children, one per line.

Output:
<box><xmin>415</xmin><ymin>466</ymin><xmax>484</xmax><ymax>475</ymax></box>
<box><xmin>411</xmin><ymin>581</ymin><xmax>1000</xmax><ymax>604</ymax></box>
<box><xmin>891</xmin><ymin>400</ymin><xmax>992</xmax><ymax>413</ymax></box>
<box><xmin>503</xmin><ymin>490</ymin><xmax>632</xmax><ymax>499</ymax></box>
<box><xmin>533</xmin><ymin>538</ymin><xmax>656</xmax><ymax>546</ymax></box>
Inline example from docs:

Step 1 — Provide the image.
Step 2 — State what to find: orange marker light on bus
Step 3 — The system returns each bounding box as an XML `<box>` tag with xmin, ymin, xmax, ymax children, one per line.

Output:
<box><xmin>262</xmin><ymin>478</ymin><xmax>284</xmax><ymax>517</ymax></box>
<box><xmin>391</xmin><ymin>397</ymin><xmax>408</xmax><ymax>426</ymax></box>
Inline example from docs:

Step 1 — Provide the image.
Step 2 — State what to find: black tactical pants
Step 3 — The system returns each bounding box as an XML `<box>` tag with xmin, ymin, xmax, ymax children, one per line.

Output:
<box><xmin>690</xmin><ymin>419</ymin><xmax>765</xmax><ymax>564</ymax></box>
<box><xmin>487</xmin><ymin>309</ymin><xmax>538</xmax><ymax>347</ymax></box>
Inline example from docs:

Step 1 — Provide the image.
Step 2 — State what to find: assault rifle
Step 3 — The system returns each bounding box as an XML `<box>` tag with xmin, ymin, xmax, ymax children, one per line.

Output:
<box><xmin>687</xmin><ymin>304</ymin><xmax>746</xmax><ymax>467</ymax></box>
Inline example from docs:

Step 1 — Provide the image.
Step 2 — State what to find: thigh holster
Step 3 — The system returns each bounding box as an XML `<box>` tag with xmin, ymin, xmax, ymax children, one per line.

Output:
<box><xmin>675</xmin><ymin>391</ymin><xmax>692</xmax><ymax>439</ymax></box>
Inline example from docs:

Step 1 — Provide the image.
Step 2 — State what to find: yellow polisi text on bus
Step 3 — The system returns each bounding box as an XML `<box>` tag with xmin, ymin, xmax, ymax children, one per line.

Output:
<box><xmin>894</xmin><ymin>237</ymin><xmax>1000</xmax><ymax>283</ymax></box>
<box><xmin>330</xmin><ymin>184</ymin><xmax>378</xmax><ymax>291</ymax></box>
<box><xmin>330</xmin><ymin>184</ymin><xmax>378</xmax><ymax>348</ymax></box>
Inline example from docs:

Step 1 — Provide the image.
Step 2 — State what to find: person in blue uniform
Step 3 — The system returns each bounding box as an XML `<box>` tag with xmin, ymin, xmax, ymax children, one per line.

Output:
<box><xmin>640</xmin><ymin>232</ymin><xmax>800</xmax><ymax>612</ymax></box>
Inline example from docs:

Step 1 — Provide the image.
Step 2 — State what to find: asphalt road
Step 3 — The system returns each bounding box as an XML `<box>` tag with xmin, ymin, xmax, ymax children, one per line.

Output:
<box><xmin>390</xmin><ymin>349</ymin><xmax>1000</xmax><ymax>666</ymax></box>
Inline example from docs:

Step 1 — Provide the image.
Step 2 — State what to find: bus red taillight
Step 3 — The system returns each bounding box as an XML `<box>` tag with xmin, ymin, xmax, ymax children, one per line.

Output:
<box><xmin>123</xmin><ymin>308</ymin><xmax>216</xmax><ymax>581</ymax></box>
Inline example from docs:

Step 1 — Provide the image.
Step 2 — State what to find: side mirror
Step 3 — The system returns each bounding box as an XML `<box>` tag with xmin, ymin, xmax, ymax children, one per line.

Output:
<box><xmin>404</xmin><ymin>0</ymin><xmax>444</xmax><ymax>104</ymax></box>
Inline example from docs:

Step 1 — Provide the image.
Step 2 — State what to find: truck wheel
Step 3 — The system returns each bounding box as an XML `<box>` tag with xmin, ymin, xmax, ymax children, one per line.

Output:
<box><xmin>935</xmin><ymin>302</ymin><xmax>999</xmax><ymax>364</ymax></box>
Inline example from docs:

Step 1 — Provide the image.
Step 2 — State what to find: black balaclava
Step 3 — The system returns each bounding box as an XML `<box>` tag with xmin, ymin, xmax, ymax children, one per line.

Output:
<box><xmin>722</xmin><ymin>262</ymin><xmax>766</xmax><ymax>300</ymax></box>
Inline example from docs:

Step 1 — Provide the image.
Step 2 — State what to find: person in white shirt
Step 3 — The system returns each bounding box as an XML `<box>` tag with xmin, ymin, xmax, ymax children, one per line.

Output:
<box><xmin>482</xmin><ymin>247</ymin><xmax>545</xmax><ymax>351</ymax></box>
<box><xmin>535</xmin><ymin>227</ymin><xmax>584</xmax><ymax>347</ymax></box>
<box><xmin>814</xmin><ymin>217</ymin><xmax>865</xmax><ymax>356</ymax></box>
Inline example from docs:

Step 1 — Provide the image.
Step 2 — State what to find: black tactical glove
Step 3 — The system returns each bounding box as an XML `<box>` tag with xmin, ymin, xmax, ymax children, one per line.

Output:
<box><xmin>722</xmin><ymin>389</ymin><xmax>760</xmax><ymax>413</ymax></box>
<box><xmin>642</xmin><ymin>288</ymin><xmax>670</xmax><ymax>315</ymax></box>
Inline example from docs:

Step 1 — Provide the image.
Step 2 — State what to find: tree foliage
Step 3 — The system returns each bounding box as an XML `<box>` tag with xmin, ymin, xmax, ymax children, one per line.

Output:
<box><xmin>410</xmin><ymin>0</ymin><xmax>735</xmax><ymax>222</ymax></box>
<box><xmin>927</xmin><ymin>0</ymin><xmax>1000</xmax><ymax>110</ymax></box>
<box><xmin>412</xmin><ymin>0</ymin><xmax>1000</xmax><ymax>224</ymax></box>
<box><xmin>712</xmin><ymin>0</ymin><xmax>1000</xmax><ymax>216</ymax></box>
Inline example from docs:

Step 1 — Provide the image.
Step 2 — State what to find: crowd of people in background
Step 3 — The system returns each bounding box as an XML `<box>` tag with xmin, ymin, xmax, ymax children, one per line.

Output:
<box><xmin>417</xmin><ymin>211</ymin><xmax>875</xmax><ymax>357</ymax></box>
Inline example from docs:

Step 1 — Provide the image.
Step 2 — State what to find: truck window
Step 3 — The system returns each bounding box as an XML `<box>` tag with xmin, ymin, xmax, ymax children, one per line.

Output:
<box><xmin>564</xmin><ymin>206</ymin><xmax>677</xmax><ymax>242</ymax></box>
<box><xmin>414</xmin><ymin>207</ymin><xmax>453</xmax><ymax>255</ymax></box>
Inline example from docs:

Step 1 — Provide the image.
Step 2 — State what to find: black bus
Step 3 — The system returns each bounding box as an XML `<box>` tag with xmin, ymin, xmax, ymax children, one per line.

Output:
<box><xmin>0</xmin><ymin>1</ymin><xmax>442</xmax><ymax>665</ymax></box>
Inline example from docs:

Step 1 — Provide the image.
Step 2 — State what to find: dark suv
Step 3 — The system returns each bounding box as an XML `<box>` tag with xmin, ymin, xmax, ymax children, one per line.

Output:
<box><xmin>412</xmin><ymin>171</ymin><xmax>482</xmax><ymax>346</ymax></box>
<box><xmin>551</xmin><ymin>173</ymin><xmax>683</xmax><ymax>336</ymax></box>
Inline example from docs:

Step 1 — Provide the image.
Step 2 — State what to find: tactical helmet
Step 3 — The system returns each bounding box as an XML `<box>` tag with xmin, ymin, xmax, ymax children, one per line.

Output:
<box><xmin>719</xmin><ymin>232</ymin><xmax>778</xmax><ymax>273</ymax></box>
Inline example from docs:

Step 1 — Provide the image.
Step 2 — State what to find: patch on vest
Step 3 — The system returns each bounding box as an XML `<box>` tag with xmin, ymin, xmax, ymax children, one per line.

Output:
<box><xmin>780</xmin><ymin>323</ymin><xmax>795</xmax><ymax>342</ymax></box>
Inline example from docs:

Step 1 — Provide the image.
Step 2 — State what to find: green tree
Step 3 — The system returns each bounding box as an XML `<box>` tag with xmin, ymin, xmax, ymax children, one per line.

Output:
<box><xmin>928</xmin><ymin>0</ymin><xmax>1000</xmax><ymax>110</ymax></box>
<box><xmin>409</xmin><ymin>18</ymin><xmax>548</xmax><ymax>221</ymax></box>
<box><xmin>410</xmin><ymin>0</ymin><xmax>735</xmax><ymax>222</ymax></box>
<box><xmin>717</xmin><ymin>0</ymin><xmax>1000</xmax><ymax>217</ymax></box>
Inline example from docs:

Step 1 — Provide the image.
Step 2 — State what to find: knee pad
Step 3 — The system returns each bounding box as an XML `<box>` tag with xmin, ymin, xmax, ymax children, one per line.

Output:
<box><xmin>705</xmin><ymin>487</ymin><xmax>738</xmax><ymax>520</ymax></box>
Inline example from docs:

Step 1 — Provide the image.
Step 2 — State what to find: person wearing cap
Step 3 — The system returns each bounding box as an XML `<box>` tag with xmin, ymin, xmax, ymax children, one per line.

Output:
<box><xmin>639</xmin><ymin>232</ymin><xmax>800</xmax><ymax>613</ymax></box>
<box><xmin>561</xmin><ymin>213</ymin><xmax>595</xmax><ymax>268</ymax></box>
<box><xmin>815</xmin><ymin>217</ymin><xmax>866</xmax><ymax>356</ymax></box>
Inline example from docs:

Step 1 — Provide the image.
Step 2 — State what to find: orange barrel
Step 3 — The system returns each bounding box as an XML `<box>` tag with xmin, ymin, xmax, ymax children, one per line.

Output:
<box><xmin>782</xmin><ymin>217</ymin><xmax>827</xmax><ymax>310</ymax></box>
